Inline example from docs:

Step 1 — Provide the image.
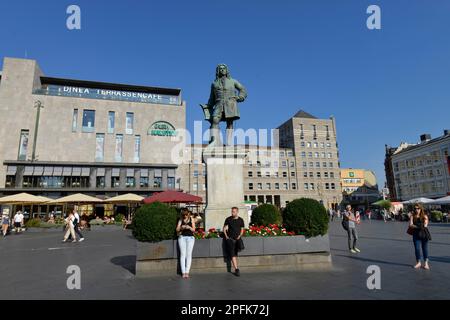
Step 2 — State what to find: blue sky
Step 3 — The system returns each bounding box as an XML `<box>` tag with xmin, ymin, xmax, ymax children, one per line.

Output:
<box><xmin>1</xmin><ymin>0</ymin><xmax>450</xmax><ymax>188</ymax></box>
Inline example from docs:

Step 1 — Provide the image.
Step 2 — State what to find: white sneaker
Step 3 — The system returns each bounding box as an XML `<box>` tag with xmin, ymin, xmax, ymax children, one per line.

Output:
<box><xmin>79</xmin><ymin>238</ymin><xmax>84</xmax><ymax>242</ymax></box>
<box><xmin>350</xmin><ymin>249</ymin><xmax>357</xmax><ymax>253</ymax></box>
<box><xmin>62</xmin><ymin>239</ymin><xmax>67</xmax><ymax>242</ymax></box>
<box><xmin>71</xmin><ymin>239</ymin><xmax>77</xmax><ymax>243</ymax></box>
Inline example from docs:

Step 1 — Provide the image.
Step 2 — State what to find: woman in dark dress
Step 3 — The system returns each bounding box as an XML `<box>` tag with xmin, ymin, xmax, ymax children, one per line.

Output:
<box><xmin>409</xmin><ymin>204</ymin><xmax>431</xmax><ymax>270</ymax></box>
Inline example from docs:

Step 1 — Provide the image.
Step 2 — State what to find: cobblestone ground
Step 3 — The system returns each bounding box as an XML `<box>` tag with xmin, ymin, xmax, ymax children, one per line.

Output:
<box><xmin>1</xmin><ymin>220</ymin><xmax>449</xmax><ymax>299</ymax></box>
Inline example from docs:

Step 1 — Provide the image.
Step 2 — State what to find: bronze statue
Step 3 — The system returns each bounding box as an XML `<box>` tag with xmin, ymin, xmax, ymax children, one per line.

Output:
<box><xmin>201</xmin><ymin>64</ymin><xmax>247</xmax><ymax>145</ymax></box>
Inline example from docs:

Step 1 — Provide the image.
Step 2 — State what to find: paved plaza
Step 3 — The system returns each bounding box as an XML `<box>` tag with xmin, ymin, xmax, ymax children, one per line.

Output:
<box><xmin>0</xmin><ymin>220</ymin><xmax>449</xmax><ymax>300</ymax></box>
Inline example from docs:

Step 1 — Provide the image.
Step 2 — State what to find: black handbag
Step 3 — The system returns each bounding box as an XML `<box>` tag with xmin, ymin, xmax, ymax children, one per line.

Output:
<box><xmin>237</xmin><ymin>238</ymin><xmax>245</xmax><ymax>251</ymax></box>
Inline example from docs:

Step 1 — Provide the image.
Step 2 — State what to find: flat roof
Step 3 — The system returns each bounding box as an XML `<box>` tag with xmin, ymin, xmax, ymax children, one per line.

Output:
<box><xmin>393</xmin><ymin>134</ymin><xmax>450</xmax><ymax>156</ymax></box>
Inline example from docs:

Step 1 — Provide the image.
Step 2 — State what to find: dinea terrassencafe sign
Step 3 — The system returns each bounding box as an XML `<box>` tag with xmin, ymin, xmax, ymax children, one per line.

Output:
<box><xmin>148</xmin><ymin>121</ymin><xmax>177</xmax><ymax>137</ymax></box>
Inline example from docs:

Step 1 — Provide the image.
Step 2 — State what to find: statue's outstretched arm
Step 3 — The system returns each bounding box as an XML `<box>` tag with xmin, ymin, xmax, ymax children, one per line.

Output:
<box><xmin>234</xmin><ymin>80</ymin><xmax>247</xmax><ymax>102</ymax></box>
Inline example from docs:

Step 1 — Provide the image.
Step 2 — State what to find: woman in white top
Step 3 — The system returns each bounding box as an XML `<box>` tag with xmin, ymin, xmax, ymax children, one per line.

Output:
<box><xmin>62</xmin><ymin>212</ymin><xmax>77</xmax><ymax>243</ymax></box>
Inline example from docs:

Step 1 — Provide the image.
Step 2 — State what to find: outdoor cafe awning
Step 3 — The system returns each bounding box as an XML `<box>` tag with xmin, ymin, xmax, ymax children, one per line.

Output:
<box><xmin>104</xmin><ymin>193</ymin><xmax>144</xmax><ymax>204</ymax></box>
<box><xmin>0</xmin><ymin>193</ymin><xmax>50</xmax><ymax>204</ymax></box>
<box><xmin>47</xmin><ymin>193</ymin><xmax>103</xmax><ymax>204</ymax></box>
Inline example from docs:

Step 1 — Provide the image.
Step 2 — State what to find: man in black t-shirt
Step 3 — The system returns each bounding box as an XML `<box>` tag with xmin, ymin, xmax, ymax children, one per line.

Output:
<box><xmin>223</xmin><ymin>207</ymin><xmax>245</xmax><ymax>276</ymax></box>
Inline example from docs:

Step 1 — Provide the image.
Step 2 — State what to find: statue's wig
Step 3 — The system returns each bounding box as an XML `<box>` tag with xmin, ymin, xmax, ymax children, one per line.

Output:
<box><xmin>215</xmin><ymin>64</ymin><xmax>231</xmax><ymax>79</ymax></box>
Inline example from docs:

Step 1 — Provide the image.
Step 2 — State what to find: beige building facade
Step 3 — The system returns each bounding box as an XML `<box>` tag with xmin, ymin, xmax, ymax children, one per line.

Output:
<box><xmin>388</xmin><ymin>133</ymin><xmax>450</xmax><ymax>201</ymax></box>
<box><xmin>0</xmin><ymin>57</ymin><xmax>186</xmax><ymax>199</ymax></box>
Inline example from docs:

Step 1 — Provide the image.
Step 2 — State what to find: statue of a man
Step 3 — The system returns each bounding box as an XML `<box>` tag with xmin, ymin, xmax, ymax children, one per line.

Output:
<box><xmin>201</xmin><ymin>64</ymin><xmax>247</xmax><ymax>145</ymax></box>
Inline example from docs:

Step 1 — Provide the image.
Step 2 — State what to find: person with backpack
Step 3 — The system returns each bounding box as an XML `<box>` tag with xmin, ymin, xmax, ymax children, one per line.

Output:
<box><xmin>343</xmin><ymin>205</ymin><xmax>360</xmax><ymax>254</ymax></box>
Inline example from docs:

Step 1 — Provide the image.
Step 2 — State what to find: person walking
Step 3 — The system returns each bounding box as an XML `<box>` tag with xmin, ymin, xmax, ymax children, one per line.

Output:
<box><xmin>176</xmin><ymin>209</ymin><xmax>196</xmax><ymax>279</ymax></box>
<box><xmin>2</xmin><ymin>213</ymin><xmax>10</xmax><ymax>237</ymax></box>
<box><xmin>13</xmin><ymin>210</ymin><xmax>24</xmax><ymax>233</ymax></box>
<box><xmin>344</xmin><ymin>205</ymin><xmax>360</xmax><ymax>254</ymax></box>
<box><xmin>223</xmin><ymin>207</ymin><xmax>245</xmax><ymax>276</ymax></box>
<box><xmin>409</xmin><ymin>204</ymin><xmax>431</xmax><ymax>270</ymax></box>
<box><xmin>73</xmin><ymin>210</ymin><xmax>84</xmax><ymax>242</ymax></box>
<box><xmin>62</xmin><ymin>212</ymin><xmax>77</xmax><ymax>243</ymax></box>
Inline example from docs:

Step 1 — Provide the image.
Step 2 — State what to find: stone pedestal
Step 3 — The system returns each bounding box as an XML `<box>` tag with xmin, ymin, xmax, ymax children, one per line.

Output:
<box><xmin>203</xmin><ymin>145</ymin><xmax>248</xmax><ymax>231</ymax></box>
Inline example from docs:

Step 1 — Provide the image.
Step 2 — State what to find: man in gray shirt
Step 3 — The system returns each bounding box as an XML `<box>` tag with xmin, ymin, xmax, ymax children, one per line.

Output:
<box><xmin>344</xmin><ymin>205</ymin><xmax>360</xmax><ymax>253</ymax></box>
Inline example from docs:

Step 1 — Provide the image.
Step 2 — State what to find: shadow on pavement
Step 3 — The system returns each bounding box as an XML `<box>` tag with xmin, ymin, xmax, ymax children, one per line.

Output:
<box><xmin>334</xmin><ymin>254</ymin><xmax>412</xmax><ymax>268</ymax></box>
<box><xmin>429</xmin><ymin>256</ymin><xmax>450</xmax><ymax>264</ymax></box>
<box><xmin>111</xmin><ymin>255</ymin><xmax>136</xmax><ymax>275</ymax></box>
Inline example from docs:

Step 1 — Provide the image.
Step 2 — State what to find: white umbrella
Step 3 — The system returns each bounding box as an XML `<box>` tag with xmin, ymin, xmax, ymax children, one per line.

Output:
<box><xmin>430</xmin><ymin>196</ymin><xmax>450</xmax><ymax>205</ymax></box>
<box><xmin>402</xmin><ymin>197</ymin><xmax>435</xmax><ymax>204</ymax></box>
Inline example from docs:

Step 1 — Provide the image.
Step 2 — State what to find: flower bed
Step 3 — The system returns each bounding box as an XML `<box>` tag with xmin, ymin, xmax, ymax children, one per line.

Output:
<box><xmin>194</xmin><ymin>225</ymin><xmax>296</xmax><ymax>239</ymax></box>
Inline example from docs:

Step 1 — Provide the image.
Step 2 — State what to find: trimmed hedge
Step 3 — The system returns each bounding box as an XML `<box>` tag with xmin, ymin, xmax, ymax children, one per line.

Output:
<box><xmin>25</xmin><ymin>218</ymin><xmax>41</xmax><ymax>228</ymax></box>
<box><xmin>250</xmin><ymin>204</ymin><xmax>282</xmax><ymax>226</ymax></box>
<box><xmin>132</xmin><ymin>202</ymin><xmax>178</xmax><ymax>242</ymax></box>
<box><xmin>282</xmin><ymin>198</ymin><xmax>329</xmax><ymax>238</ymax></box>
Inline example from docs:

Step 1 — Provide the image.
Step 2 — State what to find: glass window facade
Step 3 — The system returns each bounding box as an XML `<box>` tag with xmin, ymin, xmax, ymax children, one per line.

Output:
<box><xmin>108</xmin><ymin>111</ymin><xmax>115</xmax><ymax>133</ymax></box>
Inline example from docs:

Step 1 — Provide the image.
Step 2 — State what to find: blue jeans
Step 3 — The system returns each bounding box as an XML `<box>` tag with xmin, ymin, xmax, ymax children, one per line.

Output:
<box><xmin>413</xmin><ymin>234</ymin><xmax>429</xmax><ymax>262</ymax></box>
<box><xmin>178</xmin><ymin>236</ymin><xmax>195</xmax><ymax>274</ymax></box>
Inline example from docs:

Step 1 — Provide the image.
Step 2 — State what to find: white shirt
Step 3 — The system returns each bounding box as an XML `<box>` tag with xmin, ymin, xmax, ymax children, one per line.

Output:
<box><xmin>74</xmin><ymin>213</ymin><xmax>80</xmax><ymax>222</ymax></box>
<box><xmin>14</xmin><ymin>213</ymin><xmax>24</xmax><ymax>223</ymax></box>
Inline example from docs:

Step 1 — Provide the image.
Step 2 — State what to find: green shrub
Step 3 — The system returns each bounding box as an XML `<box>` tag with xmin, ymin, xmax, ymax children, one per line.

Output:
<box><xmin>250</xmin><ymin>204</ymin><xmax>281</xmax><ymax>226</ymax></box>
<box><xmin>431</xmin><ymin>211</ymin><xmax>443</xmax><ymax>222</ymax></box>
<box><xmin>115</xmin><ymin>214</ymin><xmax>125</xmax><ymax>223</ymax></box>
<box><xmin>282</xmin><ymin>198</ymin><xmax>329</xmax><ymax>238</ymax></box>
<box><xmin>132</xmin><ymin>202</ymin><xmax>178</xmax><ymax>242</ymax></box>
<box><xmin>25</xmin><ymin>218</ymin><xmax>41</xmax><ymax>228</ymax></box>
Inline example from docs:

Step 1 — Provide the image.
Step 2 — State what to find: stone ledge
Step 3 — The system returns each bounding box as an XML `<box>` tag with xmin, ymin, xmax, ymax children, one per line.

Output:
<box><xmin>136</xmin><ymin>252</ymin><xmax>332</xmax><ymax>277</ymax></box>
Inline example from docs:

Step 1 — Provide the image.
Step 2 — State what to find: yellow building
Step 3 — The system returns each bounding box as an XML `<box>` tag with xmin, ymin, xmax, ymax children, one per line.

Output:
<box><xmin>340</xmin><ymin>169</ymin><xmax>379</xmax><ymax>209</ymax></box>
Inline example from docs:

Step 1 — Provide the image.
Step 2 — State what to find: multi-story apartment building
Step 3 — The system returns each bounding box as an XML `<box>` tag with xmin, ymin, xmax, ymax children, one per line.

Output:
<box><xmin>340</xmin><ymin>168</ymin><xmax>380</xmax><ymax>209</ymax></box>
<box><xmin>386</xmin><ymin>132</ymin><xmax>450</xmax><ymax>201</ymax></box>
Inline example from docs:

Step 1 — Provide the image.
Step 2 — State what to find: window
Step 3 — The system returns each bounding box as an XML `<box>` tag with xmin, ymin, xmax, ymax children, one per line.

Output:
<box><xmin>304</xmin><ymin>183</ymin><xmax>309</xmax><ymax>190</ymax></box>
<box><xmin>5</xmin><ymin>175</ymin><xmax>16</xmax><ymax>188</ymax></box>
<box><xmin>248</xmin><ymin>171</ymin><xmax>253</xmax><ymax>177</ymax></box>
<box><xmin>140</xmin><ymin>177</ymin><xmax>149</xmax><ymax>188</ymax></box>
<box><xmin>193</xmin><ymin>170</ymin><xmax>199</xmax><ymax>177</ymax></box>
<box><xmin>323</xmin><ymin>162</ymin><xmax>327</xmax><ymax>168</ymax></box>
<box><xmin>320</xmin><ymin>142</ymin><xmax>324</xmax><ymax>148</ymax></box>
<box><xmin>331</xmin><ymin>183</ymin><xmax>336</xmax><ymax>190</ymax></box>
<box><xmin>265</xmin><ymin>171</ymin><xmax>270</xmax><ymax>177</ymax></box>
<box><xmin>291</xmin><ymin>171</ymin><xmax>295</xmax><ymax>177</ymax></box>
<box><xmin>308</xmin><ymin>152</ymin><xmax>313</xmax><ymax>158</ymax></box>
<box><xmin>257</xmin><ymin>183</ymin><xmax>262</xmax><ymax>190</ymax></box>
<box><xmin>326</xmin><ymin>143</ymin><xmax>331</xmax><ymax>148</ymax></box>
<box><xmin>202</xmin><ymin>183</ymin><xmax>206</xmax><ymax>191</ymax></box>
<box><xmin>303</xmin><ymin>162</ymin><xmax>307</xmax><ymax>168</ymax></box>
<box><xmin>303</xmin><ymin>172</ymin><xmax>308</xmax><ymax>178</ymax></box>
<box><xmin>324</xmin><ymin>172</ymin><xmax>329</xmax><ymax>178</ymax></box>
<box><xmin>126</xmin><ymin>177</ymin><xmax>136</xmax><ymax>188</ymax></box>
<box><xmin>266</xmin><ymin>183</ymin><xmax>271</xmax><ymax>190</ymax></box>
<box><xmin>317</xmin><ymin>172</ymin><xmax>321</xmax><ymax>178</ymax></box>
<box><xmin>282</xmin><ymin>161</ymin><xmax>287</xmax><ymax>167</ymax></box>
<box><xmin>82</xmin><ymin>110</ymin><xmax>95</xmax><ymax>132</ymax></box>
<box><xmin>193</xmin><ymin>183</ymin><xmax>198</xmax><ymax>191</ymax></box>
<box><xmin>153</xmin><ymin>177</ymin><xmax>162</xmax><ymax>188</ymax></box>
<box><xmin>126</xmin><ymin>112</ymin><xmax>134</xmax><ymax>134</ymax></box>
<box><xmin>325</xmin><ymin>183</ymin><xmax>330</xmax><ymax>190</ymax></box>
<box><xmin>168</xmin><ymin>177</ymin><xmax>175</xmax><ymax>189</ymax></box>
<box><xmin>248</xmin><ymin>160</ymin><xmax>253</xmax><ymax>167</ymax></box>
<box><xmin>292</xmin><ymin>183</ymin><xmax>297</xmax><ymax>190</ymax></box>
<box><xmin>257</xmin><ymin>171</ymin><xmax>262</xmax><ymax>178</ymax></box>
<box><xmin>111</xmin><ymin>177</ymin><xmax>120</xmax><ymax>188</ymax></box>
<box><xmin>287</xmin><ymin>151</ymin><xmax>293</xmax><ymax>157</ymax></box>
<box><xmin>95</xmin><ymin>134</ymin><xmax>105</xmax><ymax>162</ymax></box>
<box><xmin>300</xmin><ymin>142</ymin><xmax>305</xmax><ymax>147</ymax></box>
<box><xmin>274</xmin><ymin>171</ymin><xmax>279</xmax><ymax>177</ymax></box>
<box><xmin>316</xmin><ymin>162</ymin><xmax>320</xmax><ymax>168</ymax></box>
<box><xmin>95</xmin><ymin>176</ymin><xmax>105</xmax><ymax>188</ymax></box>
<box><xmin>322</xmin><ymin>152</ymin><xmax>326</xmax><ymax>158</ymax></box>
<box><xmin>283</xmin><ymin>183</ymin><xmax>288</xmax><ymax>190</ymax></box>
<box><xmin>310</xmin><ymin>183</ymin><xmax>315</xmax><ymax>190</ymax></box>
<box><xmin>327</xmin><ymin>153</ymin><xmax>332</xmax><ymax>158</ymax></box>
<box><xmin>309</xmin><ymin>162</ymin><xmax>314</xmax><ymax>167</ymax></box>
<box><xmin>249</xmin><ymin>183</ymin><xmax>254</xmax><ymax>190</ymax></box>
<box><xmin>315</xmin><ymin>152</ymin><xmax>319</xmax><ymax>158</ymax></box>
<box><xmin>329</xmin><ymin>162</ymin><xmax>333</xmax><ymax>168</ymax></box>
<box><xmin>307</xmin><ymin>142</ymin><xmax>311</xmax><ymax>148</ymax></box>
<box><xmin>290</xmin><ymin>161</ymin><xmax>295</xmax><ymax>168</ymax></box>
<box><xmin>18</xmin><ymin>130</ymin><xmax>29</xmax><ymax>160</ymax></box>
<box><xmin>301</xmin><ymin>152</ymin><xmax>306</xmax><ymax>158</ymax></box>
<box><xmin>283</xmin><ymin>172</ymin><xmax>287</xmax><ymax>178</ymax></box>
<box><xmin>309</xmin><ymin>172</ymin><xmax>313</xmax><ymax>178</ymax></box>
<box><xmin>280</xmin><ymin>151</ymin><xmax>285</xmax><ymax>157</ymax></box>
<box><xmin>275</xmin><ymin>183</ymin><xmax>280</xmax><ymax>190</ymax></box>
<box><xmin>108</xmin><ymin>111</ymin><xmax>115</xmax><ymax>133</ymax></box>
<box><xmin>134</xmin><ymin>135</ymin><xmax>141</xmax><ymax>163</ymax></box>
<box><xmin>313</xmin><ymin>142</ymin><xmax>318</xmax><ymax>148</ymax></box>
<box><xmin>115</xmin><ymin>135</ymin><xmax>123</xmax><ymax>162</ymax></box>
<box><xmin>72</xmin><ymin>109</ymin><xmax>78</xmax><ymax>132</ymax></box>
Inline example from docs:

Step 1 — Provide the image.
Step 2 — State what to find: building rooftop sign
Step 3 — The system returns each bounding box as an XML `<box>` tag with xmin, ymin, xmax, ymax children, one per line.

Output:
<box><xmin>33</xmin><ymin>84</ymin><xmax>181</xmax><ymax>106</ymax></box>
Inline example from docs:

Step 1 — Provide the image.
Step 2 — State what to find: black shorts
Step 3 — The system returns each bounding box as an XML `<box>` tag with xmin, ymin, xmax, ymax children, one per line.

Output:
<box><xmin>14</xmin><ymin>222</ymin><xmax>21</xmax><ymax>228</ymax></box>
<box><xmin>225</xmin><ymin>238</ymin><xmax>239</xmax><ymax>258</ymax></box>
